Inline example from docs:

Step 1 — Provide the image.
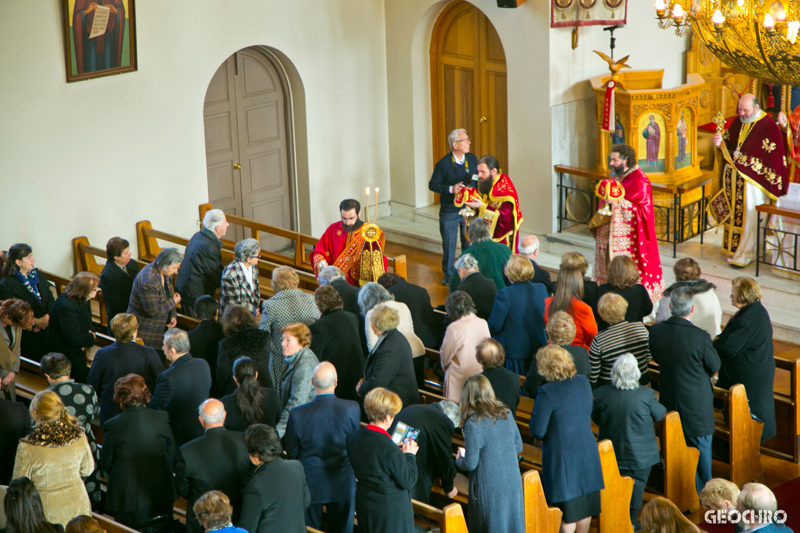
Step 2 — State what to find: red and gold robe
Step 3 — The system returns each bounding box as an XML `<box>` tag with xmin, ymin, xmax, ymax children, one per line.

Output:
<box><xmin>311</xmin><ymin>221</ymin><xmax>388</xmax><ymax>286</ymax></box>
<box><xmin>455</xmin><ymin>173</ymin><xmax>523</xmax><ymax>252</ymax></box>
<box><xmin>594</xmin><ymin>165</ymin><xmax>664</xmax><ymax>304</ymax></box>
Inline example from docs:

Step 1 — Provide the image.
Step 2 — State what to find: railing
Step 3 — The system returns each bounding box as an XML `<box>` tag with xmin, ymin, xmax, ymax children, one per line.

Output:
<box><xmin>199</xmin><ymin>203</ymin><xmax>408</xmax><ymax>279</ymax></box>
<box><xmin>756</xmin><ymin>204</ymin><xmax>800</xmax><ymax>277</ymax></box>
<box><xmin>554</xmin><ymin>165</ymin><xmax>711</xmax><ymax>258</ymax></box>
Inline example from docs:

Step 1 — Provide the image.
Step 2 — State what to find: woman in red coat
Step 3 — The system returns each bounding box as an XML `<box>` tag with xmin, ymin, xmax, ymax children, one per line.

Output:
<box><xmin>545</xmin><ymin>267</ymin><xmax>597</xmax><ymax>350</ymax></box>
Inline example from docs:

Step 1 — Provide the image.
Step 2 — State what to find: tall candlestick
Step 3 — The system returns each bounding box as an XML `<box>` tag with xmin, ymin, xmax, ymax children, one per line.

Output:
<box><xmin>365</xmin><ymin>187</ymin><xmax>371</xmax><ymax>223</ymax></box>
<box><xmin>374</xmin><ymin>187</ymin><xmax>380</xmax><ymax>223</ymax></box>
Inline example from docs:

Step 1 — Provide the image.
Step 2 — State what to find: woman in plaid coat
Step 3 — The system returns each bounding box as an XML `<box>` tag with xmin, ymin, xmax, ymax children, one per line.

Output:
<box><xmin>219</xmin><ymin>238</ymin><xmax>261</xmax><ymax>317</ymax></box>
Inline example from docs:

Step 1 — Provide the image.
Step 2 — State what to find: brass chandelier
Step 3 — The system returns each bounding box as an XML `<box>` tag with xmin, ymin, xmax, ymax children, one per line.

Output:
<box><xmin>654</xmin><ymin>0</ymin><xmax>800</xmax><ymax>86</ymax></box>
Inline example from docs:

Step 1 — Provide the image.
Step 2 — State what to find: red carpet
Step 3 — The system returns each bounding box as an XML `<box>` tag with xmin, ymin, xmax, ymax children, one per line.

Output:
<box><xmin>698</xmin><ymin>476</ymin><xmax>800</xmax><ymax>532</ymax></box>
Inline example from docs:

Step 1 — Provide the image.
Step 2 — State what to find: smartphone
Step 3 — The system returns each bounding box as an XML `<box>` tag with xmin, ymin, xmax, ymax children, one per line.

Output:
<box><xmin>404</xmin><ymin>428</ymin><xmax>420</xmax><ymax>443</ymax></box>
<box><xmin>391</xmin><ymin>422</ymin><xmax>420</xmax><ymax>445</ymax></box>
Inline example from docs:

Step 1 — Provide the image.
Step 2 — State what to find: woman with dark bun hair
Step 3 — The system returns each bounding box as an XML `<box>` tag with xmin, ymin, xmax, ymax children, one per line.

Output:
<box><xmin>0</xmin><ymin>243</ymin><xmax>55</xmax><ymax>361</ymax></box>
<box><xmin>99</xmin><ymin>237</ymin><xmax>141</xmax><ymax>328</ymax></box>
<box><xmin>220</xmin><ymin>356</ymin><xmax>282</xmax><ymax>431</ymax></box>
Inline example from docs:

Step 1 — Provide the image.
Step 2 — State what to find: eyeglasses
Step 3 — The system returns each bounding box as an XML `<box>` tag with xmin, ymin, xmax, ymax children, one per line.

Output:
<box><xmin>455</xmin><ymin>138</ymin><xmax>470</xmax><ymax>143</ymax></box>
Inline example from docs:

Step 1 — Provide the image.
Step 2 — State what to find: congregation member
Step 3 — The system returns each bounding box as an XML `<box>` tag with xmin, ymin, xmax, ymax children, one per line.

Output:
<box><xmin>457</xmin><ymin>375</ymin><xmax>524</xmax><ymax>533</ymax></box>
<box><xmin>589</xmin><ymin>293</ymin><xmax>651</xmax><ymax>388</ymax></box>
<box><xmin>193</xmin><ymin>491</ymin><xmax>249</xmax><ymax>533</ymax></box>
<box><xmin>640</xmin><ymin>497</ymin><xmax>703</xmax><ymax>533</ymax></box>
<box><xmin>240</xmin><ymin>424</ymin><xmax>311</xmax><ymax>533</ymax></box>
<box><xmin>318</xmin><ymin>265</ymin><xmax>360</xmax><ymax>315</ymax></box>
<box><xmin>46</xmin><ymin>272</ymin><xmax>99</xmax><ymax>384</ymax></box>
<box><xmin>440</xmin><ymin>291</ymin><xmax>490</xmax><ymax>401</ymax></box>
<box><xmin>504</xmin><ymin>235</ymin><xmax>554</xmax><ymax>293</ymax></box>
<box><xmin>545</xmin><ymin>266</ymin><xmax>597</xmax><ymax>350</ymax></box>
<box><xmin>347</xmin><ymin>388</ymin><xmax>419</xmax><ymax>533</ymax></box>
<box><xmin>148</xmin><ymin>329</ymin><xmax>212</xmax><ymax>447</ymax></box>
<box><xmin>99</xmin><ymin>237</ymin><xmax>140</xmax><ymax>327</ymax></box>
<box><xmin>311</xmin><ymin>199</ymin><xmax>388</xmax><ymax>285</ymax></box>
<box><xmin>392</xmin><ymin>400</ymin><xmax>460</xmax><ymax>504</ymax></box>
<box><xmin>309</xmin><ymin>286</ymin><xmax>365</xmax><ymax>402</ymax></box>
<box><xmin>448</xmin><ymin>219</ymin><xmax>511</xmax><ymax>292</ymax></box>
<box><xmin>714</xmin><ymin>277</ymin><xmax>776</xmax><ymax>443</ymax></box>
<box><xmin>428</xmin><ymin>128</ymin><xmax>477</xmax><ymax>284</ymax></box>
<box><xmin>737</xmin><ymin>483</ymin><xmax>793</xmax><ymax>533</ymax></box>
<box><xmin>593</xmin><ymin>143</ymin><xmax>664</xmax><ymax>304</ymax></box>
<box><xmin>187</xmin><ymin>296</ymin><xmax>226</xmax><ymax>397</ymax></box>
<box><xmin>0</xmin><ymin>299</ymin><xmax>34</xmax><ymax>401</ymax></box>
<box><xmin>176</xmin><ymin>208</ymin><xmax>229</xmax><ymax>317</ymax></box>
<box><xmin>592</xmin><ymin>354</ymin><xmax>666</xmax><ymax>530</ymax></box>
<box><xmin>0</xmin><ymin>397</ymin><xmax>32</xmax><ymax>485</ymax></box>
<box><xmin>176</xmin><ymin>399</ymin><xmax>251</xmax><ymax>533</ymax></box>
<box><xmin>455</xmin><ymin>155</ymin><xmax>523</xmax><ymax>251</ymax></box>
<box><xmin>40</xmin><ymin>353</ymin><xmax>101</xmax><ymax>509</ymax></box>
<box><xmin>488</xmin><ymin>254</ymin><xmax>547</xmax><ymax>376</ymax></box>
<box><xmin>66</xmin><ymin>516</ymin><xmax>103</xmax><ymax>533</ymax></box>
<box><xmin>2</xmin><ymin>478</ymin><xmax>64</xmax><ymax>533</ymax></box>
<box><xmin>87</xmin><ymin>313</ymin><xmax>164</xmax><ymax>425</ymax></box>
<box><xmin>102</xmin><ymin>374</ymin><xmax>176</xmax><ymax>529</ymax></box>
<box><xmin>357</xmin><ymin>305</ymin><xmax>421</xmax><ymax>409</ymax></box>
<box><xmin>219</xmin><ymin>238</ymin><xmax>262</xmax><ymax>316</ymax></box>
<box><xmin>260</xmin><ymin>266</ymin><xmax>319</xmax><ymax>388</ymax></box>
<box><xmin>655</xmin><ymin>258</ymin><xmax>722</xmax><ymax>337</ymax></box>
<box><xmin>220</xmin><ymin>357</ymin><xmax>282</xmax><ymax>431</ymax></box>
<box><xmin>127</xmin><ymin>247</ymin><xmax>182</xmax><ymax>354</ymax></box>
<box><xmin>277</xmin><ymin>323</ymin><xmax>319</xmax><ymax>437</ymax></box>
<box><xmin>699</xmin><ymin>478</ymin><xmax>740</xmax><ymax>517</ymax></box>
<box><xmin>596</xmin><ymin>255</ymin><xmax>654</xmax><ymax>330</ymax></box>
<box><xmin>13</xmin><ymin>390</ymin><xmax>94</xmax><ymax>527</ymax></box>
<box><xmin>285</xmin><ymin>362</ymin><xmax>360</xmax><ymax>533</ymax></box>
<box><xmin>649</xmin><ymin>287</ymin><xmax>720</xmax><ymax>493</ymax></box>
<box><xmin>451</xmin><ymin>253</ymin><xmax>497</xmax><ymax>321</ymax></box>
<box><xmin>530</xmin><ymin>346</ymin><xmax>604</xmax><ymax>533</ymax></box>
<box><xmin>0</xmin><ymin>243</ymin><xmax>54</xmax><ymax>361</ymax></box>
<box><xmin>477</xmin><ymin>338</ymin><xmax>519</xmax><ymax>414</ymax></box>
<box><xmin>560</xmin><ymin>252</ymin><xmax>599</xmax><ymax>312</ymax></box>
<box><xmin>379</xmin><ymin>272</ymin><xmax>443</xmax><ymax>349</ymax></box>
<box><xmin>218</xmin><ymin>305</ymin><xmax>271</xmax><ymax>393</ymax></box>
<box><xmin>524</xmin><ymin>311</ymin><xmax>591</xmax><ymax>399</ymax></box>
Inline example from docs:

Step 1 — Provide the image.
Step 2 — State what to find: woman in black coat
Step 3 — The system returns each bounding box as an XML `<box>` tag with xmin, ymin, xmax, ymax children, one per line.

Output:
<box><xmin>217</xmin><ymin>305</ymin><xmax>272</xmax><ymax>392</ymax></box>
<box><xmin>99</xmin><ymin>237</ymin><xmax>141</xmax><ymax>329</ymax></box>
<box><xmin>0</xmin><ymin>243</ymin><xmax>55</xmax><ymax>361</ymax></box>
<box><xmin>524</xmin><ymin>311</ymin><xmax>591</xmax><ymax>399</ymax></box>
<box><xmin>713</xmin><ymin>277</ymin><xmax>776</xmax><ymax>442</ymax></box>
<box><xmin>101</xmin><ymin>374</ymin><xmax>176</xmax><ymax>529</ymax></box>
<box><xmin>356</xmin><ymin>305</ymin><xmax>421</xmax><ymax>410</ymax></box>
<box><xmin>46</xmin><ymin>272</ymin><xmax>98</xmax><ymax>384</ymax></box>
<box><xmin>347</xmin><ymin>387</ymin><xmax>419</xmax><ymax>533</ymax></box>
<box><xmin>595</xmin><ymin>255</ymin><xmax>653</xmax><ymax>331</ymax></box>
<box><xmin>220</xmin><ymin>356</ymin><xmax>282</xmax><ymax>431</ymax></box>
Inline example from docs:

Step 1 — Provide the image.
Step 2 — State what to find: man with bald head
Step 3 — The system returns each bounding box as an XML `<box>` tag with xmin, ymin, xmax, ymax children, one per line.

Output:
<box><xmin>502</xmin><ymin>235</ymin><xmax>554</xmax><ymax>294</ymax></box>
<box><xmin>176</xmin><ymin>399</ymin><xmax>251</xmax><ymax>533</ymax></box>
<box><xmin>713</xmin><ymin>92</ymin><xmax>787</xmax><ymax>267</ymax></box>
<box><xmin>284</xmin><ymin>362</ymin><xmax>360</xmax><ymax>533</ymax></box>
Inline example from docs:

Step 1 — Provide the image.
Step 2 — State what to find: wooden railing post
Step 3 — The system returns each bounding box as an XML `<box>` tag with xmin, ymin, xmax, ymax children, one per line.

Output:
<box><xmin>199</xmin><ymin>203</ymin><xmax>213</xmax><ymax>228</ymax></box>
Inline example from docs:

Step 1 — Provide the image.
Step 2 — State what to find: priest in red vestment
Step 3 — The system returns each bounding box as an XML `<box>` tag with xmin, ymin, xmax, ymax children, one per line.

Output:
<box><xmin>311</xmin><ymin>199</ymin><xmax>388</xmax><ymax>286</ymax></box>
<box><xmin>454</xmin><ymin>155</ymin><xmax>523</xmax><ymax>252</ymax></box>
<box><xmin>594</xmin><ymin>144</ymin><xmax>664</xmax><ymax>304</ymax></box>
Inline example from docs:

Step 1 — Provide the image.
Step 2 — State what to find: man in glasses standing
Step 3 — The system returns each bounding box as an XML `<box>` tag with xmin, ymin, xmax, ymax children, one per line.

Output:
<box><xmin>429</xmin><ymin>129</ymin><xmax>478</xmax><ymax>285</ymax></box>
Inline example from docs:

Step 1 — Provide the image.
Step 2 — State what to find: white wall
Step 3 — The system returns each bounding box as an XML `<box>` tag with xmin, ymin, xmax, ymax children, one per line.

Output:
<box><xmin>0</xmin><ymin>0</ymin><xmax>390</xmax><ymax>275</ymax></box>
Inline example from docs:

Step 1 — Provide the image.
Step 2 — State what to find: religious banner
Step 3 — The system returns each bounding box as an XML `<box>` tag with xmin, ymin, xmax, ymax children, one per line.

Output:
<box><xmin>551</xmin><ymin>0</ymin><xmax>627</xmax><ymax>28</ymax></box>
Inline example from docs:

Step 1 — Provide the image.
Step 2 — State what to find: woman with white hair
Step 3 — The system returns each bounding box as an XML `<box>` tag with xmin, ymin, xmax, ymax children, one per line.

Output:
<box><xmin>591</xmin><ymin>353</ymin><xmax>666</xmax><ymax>531</ymax></box>
<box><xmin>219</xmin><ymin>238</ymin><xmax>262</xmax><ymax>316</ymax></box>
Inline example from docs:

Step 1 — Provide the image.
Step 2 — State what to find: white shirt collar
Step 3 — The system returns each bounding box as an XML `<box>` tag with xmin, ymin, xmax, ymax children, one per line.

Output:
<box><xmin>453</xmin><ymin>153</ymin><xmax>465</xmax><ymax>165</ymax></box>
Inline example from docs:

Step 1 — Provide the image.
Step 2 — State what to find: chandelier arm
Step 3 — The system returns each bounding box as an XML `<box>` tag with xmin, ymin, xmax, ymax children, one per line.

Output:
<box><xmin>752</xmin><ymin>19</ymin><xmax>784</xmax><ymax>86</ymax></box>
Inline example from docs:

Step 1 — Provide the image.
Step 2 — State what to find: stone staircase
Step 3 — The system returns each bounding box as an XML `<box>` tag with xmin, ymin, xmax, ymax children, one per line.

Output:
<box><xmin>379</xmin><ymin>202</ymin><xmax>800</xmax><ymax>344</ymax></box>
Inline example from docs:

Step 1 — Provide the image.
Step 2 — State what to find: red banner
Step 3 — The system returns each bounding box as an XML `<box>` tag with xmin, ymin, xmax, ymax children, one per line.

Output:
<box><xmin>601</xmin><ymin>81</ymin><xmax>615</xmax><ymax>133</ymax></box>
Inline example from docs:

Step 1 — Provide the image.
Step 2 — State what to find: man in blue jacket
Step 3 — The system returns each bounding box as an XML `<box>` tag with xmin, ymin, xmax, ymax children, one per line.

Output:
<box><xmin>176</xmin><ymin>208</ymin><xmax>229</xmax><ymax>317</ymax></box>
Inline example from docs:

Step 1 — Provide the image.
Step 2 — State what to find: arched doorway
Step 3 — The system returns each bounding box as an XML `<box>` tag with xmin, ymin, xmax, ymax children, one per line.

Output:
<box><xmin>430</xmin><ymin>1</ymin><xmax>508</xmax><ymax>171</ymax></box>
<box><xmin>203</xmin><ymin>47</ymin><xmax>296</xmax><ymax>251</ymax></box>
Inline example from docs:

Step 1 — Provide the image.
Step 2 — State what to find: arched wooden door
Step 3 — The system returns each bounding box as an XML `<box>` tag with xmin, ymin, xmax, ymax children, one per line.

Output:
<box><xmin>431</xmin><ymin>1</ymin><xmax>508</xmax><ymax>171</ymax></box>
<box><xmin>203</xmin><ymin>48</ymin><xmax>295</xmax><ymax>251</ymax></box>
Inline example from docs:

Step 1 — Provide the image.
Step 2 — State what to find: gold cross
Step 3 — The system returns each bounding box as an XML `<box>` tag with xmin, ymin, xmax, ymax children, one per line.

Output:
<box><xmin>713</xmin><ymin>112</ymin><xmax>727</xmax><ymax>134</ymax></box>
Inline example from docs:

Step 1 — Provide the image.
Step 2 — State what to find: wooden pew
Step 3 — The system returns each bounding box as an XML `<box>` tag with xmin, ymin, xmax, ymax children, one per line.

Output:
<box><xmin>714</xmin><ymin>383</ymin><xmax>764</xmax><ymax>486</ymax></box>
<box><xmin>522</xmin><ymin>470</ymin><xmax>562</xmax><ymax>533</ymax></box>
<box><xmin>92</xmin><ymin>513</ymin><xmax>140</xmax><ymax>533</ymax></box>
<box><xmin>597</xmin><ymin>439</ymin><xmax>634</xmax><ymax>533</ymax></box>
<box><xmin>765</xmin><ymin>357</ymin><xmax>800</xmax><ymax>463</ymax></box>
<box><xmin>199</xmin><ymin>203</ymin><xmax>408</xmax><ymax>279</ymax></box>
<box><xmin>412</xmin><ymin>500</ymin><xmax>469</xmax><ymax>533</ymax></box>
<box><xmin>646</xmin><ymin>411</ymin><xmax>700</xmax><ymax>513</ymax></box>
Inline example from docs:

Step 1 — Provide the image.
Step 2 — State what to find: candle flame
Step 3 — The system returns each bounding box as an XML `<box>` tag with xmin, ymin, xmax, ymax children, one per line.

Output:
<box><xmin>654</xmin><ymin>0</ymin><xmax>666</xmax><ymax>10</ymax></box>
<box><xmin>712</xmin><ymin>10</ymin><xmax>725</xmax><ymax>25</ymax></box>
<box><xmin>672</xmin><ymin>4</ymin><xmax>684</xmax><ymax>18</ymax></box>
<box><xmin>764</xmin><ymin>13</ymin><xmax>776</xmax><ymax>28</ymax></box>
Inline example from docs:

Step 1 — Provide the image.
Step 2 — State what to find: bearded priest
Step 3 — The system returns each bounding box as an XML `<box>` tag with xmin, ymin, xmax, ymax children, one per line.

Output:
<box><xmin>712</xmin><ymin>93</ymin><xmax>788</xmax><ymax>268</ymax></box>
<box><xmin>311</xmin><ymin>198</ymin><xmax>388</xmax><ymax>286</ymax></box>
<box><xmin>455</xmin><ymin>155</ymin><xmax>523</xmax><ymax>252</ymax></box>
<box><xmin>593</xmin><ymin>143</ymin><xmax>664</xmax><ymax>305</ymax></box>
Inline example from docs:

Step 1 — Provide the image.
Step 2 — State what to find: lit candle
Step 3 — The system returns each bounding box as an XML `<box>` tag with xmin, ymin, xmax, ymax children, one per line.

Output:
<box><xmin>764</xmin><ymin>13</ymin><xmax>776</xmax><ymax>33</ymax></box>
<box><xmin>736</xmin><ymin>0</ymin><xmax>744</xmax><ymax>6</ymax></box>
<box><xmin>788</xmin><ymin>20</ymin><xmax>800</xmax><ymax>43</ymax></box>
<box><xmin>712</xmin><ymin>9</ymin><xmax>726</xmax><ymax>30</ymax></box>
<box><xmin>672</xmin><ymin>4</ymin><xmax>684</xmax><ymax>20</ymax></box>
<box><xmin>655</xmin><ymin>0</ymin><xmax>667</xmax><ymax>15</ymax></box>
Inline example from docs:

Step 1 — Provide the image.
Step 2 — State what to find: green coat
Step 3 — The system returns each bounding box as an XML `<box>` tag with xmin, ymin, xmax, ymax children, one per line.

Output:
<box><xmin>449</xmin><ymin>240</ymin><xmax>512</xmax><ymax>293</ymax></box>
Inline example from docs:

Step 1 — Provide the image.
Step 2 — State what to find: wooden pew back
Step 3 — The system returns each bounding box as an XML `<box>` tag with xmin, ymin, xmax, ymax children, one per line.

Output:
<box><xmin>658</xmin><ymin>411</ymin><xmax>700</xmax><ymax>513</ymax></box>
<box><xmin>412</xmin><ymin>500</ymin><xmax>469</xmax><ymax>533</ymax></box>
<box><xmin>715</xmin><ymin>383</ymin><xmax>764</xmax><ymax>486</ymax></box>
<box><xmin>597</xmin><ymin>439</ymin><xmax>634</xmax><ymax>533</ymax></box>
<box><xmin>522</xmin><ymin>470</ymin><xmax>561</xmax><ymax>533</ymax></box>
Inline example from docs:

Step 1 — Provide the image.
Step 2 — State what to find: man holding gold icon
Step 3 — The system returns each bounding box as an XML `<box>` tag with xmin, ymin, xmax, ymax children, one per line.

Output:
<box><xmin>311</xmin><ymin>197</ymin><xmax>388</xmax><ymax>286</ymax></box>
<box><xmin>454</xmin><ymin>155</ymin><xmax>523</xmax><ymax>252</ymax></box>
<box><xmin>592</xmin><ymin>143</ymin><xmax>664</xmax><ymax>304</ymax></box>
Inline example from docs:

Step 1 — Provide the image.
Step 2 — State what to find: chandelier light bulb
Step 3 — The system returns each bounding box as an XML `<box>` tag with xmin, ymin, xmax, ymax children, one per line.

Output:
<box><xmin>736</xmin><ymin>0</ymin><xmax>744</xmax><ymax>6</ymax></box>
<box><xmin>764</xmin><ymin>13</ymin><xmax>776</xmax><ymax>28</ymax></box>
<box><xmin>712</xmin><ymin>10</ymin><xmax>726</xmax><ymax>30</ymax></box>
<box><xmin>672</xmin><ymin>4</ymin><xmax>684</xmax><ymax>19</ymax></box>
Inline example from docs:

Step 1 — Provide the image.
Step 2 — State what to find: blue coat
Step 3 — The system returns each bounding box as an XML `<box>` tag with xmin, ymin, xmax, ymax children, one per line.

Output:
<box><xmin>284</xmin><ymin>394</ymin><xmax>360</xmax><ymax>504</ymax></box>
<box><xmin>488</xmin><ymin>281</ymin><xmax>547</xmax><ymax>361</ymax></box>
<box><xmin>530</xmin><ymin>375</ymin><xmax>604</xmax><ymax>503</ymax></box>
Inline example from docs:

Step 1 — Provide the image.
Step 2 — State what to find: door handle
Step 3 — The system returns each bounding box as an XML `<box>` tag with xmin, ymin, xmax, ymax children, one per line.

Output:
<box><xmin>479</xmin><ymin>116</ymin><xmax>488</xmax><ymax>123</ymax></box>
<box><xmin>234</xmin><ymin>163</ymin><xmax>242</xmax><ymax>170</ymax></box>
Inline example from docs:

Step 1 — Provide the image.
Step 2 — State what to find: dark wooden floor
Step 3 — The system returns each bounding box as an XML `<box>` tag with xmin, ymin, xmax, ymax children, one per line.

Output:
<box><xmin>385</xmin><ymin>241</ymin><xmax>800</xmax><ymax>529</ymax></box>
